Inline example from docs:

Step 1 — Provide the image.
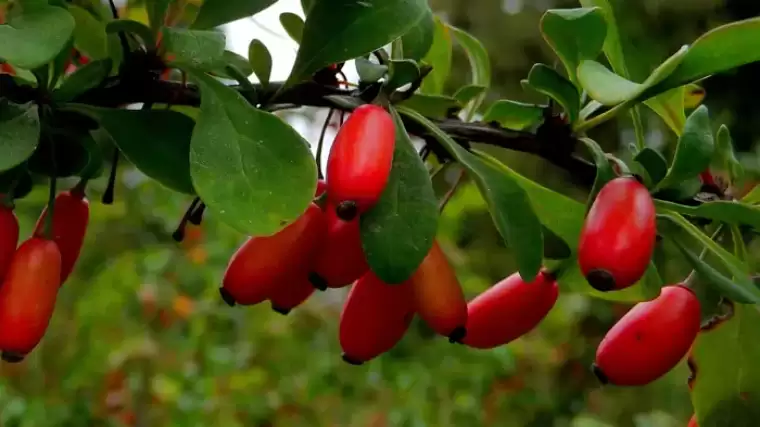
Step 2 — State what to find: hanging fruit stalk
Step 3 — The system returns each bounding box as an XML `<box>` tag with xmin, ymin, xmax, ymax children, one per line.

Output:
<box><xmin>578</xmin><ymin>176</ymin><xmax>656</xmax><ymax>291</ymax></box>
<box><xmin>592</xmin><ymin>284</ymin><xmax>701</xmax><ymax>386</ymax></box>
<box><xmin>0</xmin><ymin>195</ymin><xmax>19</xmax><ymax>281</ymax></box>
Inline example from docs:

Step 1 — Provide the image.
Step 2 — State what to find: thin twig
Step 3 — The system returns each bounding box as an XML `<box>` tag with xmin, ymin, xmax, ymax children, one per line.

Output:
<box><xmin>315</xmin><ymin>109</ymin><xmax>334</xmax><ymax>180</ymax></box>
<box><xmin>439</xmin><ymin>169</ymin><xmax>466</xmax><ymax>212</ymax></box>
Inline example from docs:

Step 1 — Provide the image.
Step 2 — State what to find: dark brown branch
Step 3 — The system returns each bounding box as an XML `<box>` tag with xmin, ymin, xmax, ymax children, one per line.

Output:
<box><xmin>0</xmin><ymin>73</ymin><xmax>596</xmax><ymax>186</ymax></box>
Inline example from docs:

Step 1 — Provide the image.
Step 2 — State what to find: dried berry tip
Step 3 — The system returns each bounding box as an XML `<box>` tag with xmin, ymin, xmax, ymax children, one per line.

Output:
<box><xmin>219</xmin><ymin>288</ymin><xmax>236</xmax><ymax>307</ymax></box>
<box><xmin>271</xmin><ymin>304</ymin><xmax>291</xmax><ymax>316</ymax></box>
<box><xmin>309</xmin><ymin>272</ymin><xmax>328</xmax><ymax>291</ymax></box>
<box><xmin>171</xmin><ymin>228</ymin><xmax>185</xmax><ymax>243</ymax></box>
<box><xmin>335</xmin><ymin>201</ymin><xmax>358</xmax><ymax>221</ymax></box>
<box><xmin>448</xmin><ymin>326</ymin><xmax>467</xmax><ymax>344</ymax></box>
<box><xmin>591</xmin><ymin>363</ymin><xmax>609</xmax><ymax>385</ymax></box>
<box><xmin>632</xmin><ymin>174</ymin><xmax>645</xmax><ymax>185</ymax></box>
<box><xmin>341</xmin><ymin>353</ymin><xmax>364</xmax><ymax>366</ymax></box>
<box><xmin>586</xmin><ymin>269</ymin><xmax>616</xmax><ymax>292</ymax></box>
<box><xmin>1</xmin><ymin>352</ymin><xmax>24</xmax><ymax>364</ymax></box>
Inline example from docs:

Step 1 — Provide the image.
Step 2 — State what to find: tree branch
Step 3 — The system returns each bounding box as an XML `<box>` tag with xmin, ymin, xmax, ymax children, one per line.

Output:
<box><xmin>0</xmin><ymin>73</ymin><xmax>596</xmax><ymax>187</ymax></box>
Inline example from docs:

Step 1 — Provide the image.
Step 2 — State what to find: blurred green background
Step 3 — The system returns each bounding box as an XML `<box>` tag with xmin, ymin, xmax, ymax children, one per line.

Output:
<box><xmin>2</xmin><ymin>0</ymin><xmax>760</xmax><ymax>426</ymax></box>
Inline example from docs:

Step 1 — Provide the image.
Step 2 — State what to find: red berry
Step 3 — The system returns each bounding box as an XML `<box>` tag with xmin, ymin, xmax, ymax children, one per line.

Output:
<box><xmin>462</xmin><ymin>271</ymin><xmax>558</xmax><ymax>349</ymax></box>
<box><xmin>315</xmin><ymin>179</ymin><xmax>327</xmax><ymax>198</ymax></box>
<box><xmin>407</xmin><ymin>241</ymin><xmax>467</xmax><ymax>340</ymax></box>
<box><xmin>699</xmin><ymin>170</ymin><xmax>715</xmax><ymax>187</ymax></box>
<box><xmin>578</xmin><ymin>176</ymin><xmax>656</xmax><ymax>291</ymax></box>
<box><xmin>269</xmin><ymin>276</ymin><xmax>316</xmax><ymax>315</ymax></box>
<box><xmin>221</xmin><ymin>203</ymin><xmax>326</xmax><ymax>306</ymax></box>
<box><xmin>33</xmin><ymin>190</ymin><xmax>89</xmax><ymax>285</ymax></box>
<box><xmin>0</xmin><ymin>199</ymin><xmax>19</xmax><ymax>281</ymax></box>
<box><xmin>326</xmin><ymin>104</ymin><xmax>395</xmax><ymax>220</ymax></box>
<box><xmin>593</xmin><ymin>284</ymin><xmax>701</xmax><ymax>386</ymax></box>
<box><xmin>0</xmin><ymin>237</ymin><xmax>62</xmax><ymax>359</ymax></box>
<box><xmin>688</xmin><ymin>415</ymin><xmax>698</xmax><ymax>427</ymax></box>
<box><xmin>0</xmin><ymin>63</ymin><xmax>15</xmax><ymax>75</ymax></box>
<box><xmin>310</xmin><ymin>205</ymin><xmax>369</xmax><ymax>289</ymax></box>
<box><xmin>339</xmin><ymin>271</ymin><xmax>414</xmax><ymax>364</ymax></box>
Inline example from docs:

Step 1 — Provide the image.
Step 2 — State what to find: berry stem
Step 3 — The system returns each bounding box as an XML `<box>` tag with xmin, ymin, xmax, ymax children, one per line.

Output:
<box><xmin>44</xmin><ymin>176</ymin><xmax>57</xmax><ymax>241</ymax></box>
<box><xmin>102</xmin><ymin>148</ymin><xmax>119</xmax><ymax>205</ymax></box>
<box><xmin>173</xmin><ymin>197</ymin><xmax>200</xmax><ymax>242</ymax></box>
<box><xmin>316</xmin><ymin>109</ymin><xmax>334</xmax><ymax>180</ymax></box>
<box><xmin>439</xmin><ymin>169</ymin><xmax>466</xmax><ymax>212</ymax></box>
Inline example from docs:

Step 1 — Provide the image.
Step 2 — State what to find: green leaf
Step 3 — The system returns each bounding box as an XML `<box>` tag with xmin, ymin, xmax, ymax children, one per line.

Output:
<box><xmin>524</xmin><ymin>64</ymin><xmax>580</xmax><ymax>123</ymax></box>
<box><xmin>286</xmin><ymin>0</ymin><xmax>430</xmax><ymax>86</ymax></box>
<box><xmin>580</xmin><ymin>137</ymin><xmax>615</xmax><ymax>210</ymax></box>
<box><xmin>714</xmin><ymin>124</ymin><xmax>744</xmax><ymax>186</ymax></box>
<box><xmin>654</xmin><ymin>175</ymin><xmax>702</xmax><ymax>202</ymax></box>
<box><xmin>579</xmin><ymin>0</ymin><xmax>629</xmax><ymax>77</ymax></box>
<box><xmin>188</xmin><ymin>70</ymin><xmax>317</xmax><ymax>237</ymax></box>
<box><xmin>28</xmin><ymin>128</ymin><xmax>91</xmax><ymax>178</ymax></box>
<box><xmin>0</xmin><ymin>166</ymin><xmax>33</xmax><ymax>200</ymax></box>
<box><xmin>248</xmin><ymin>39</ymin><xmax>272</xmax><ymax>87</ymax></box>
<box><xmin>644</xmin><ymin>87</ymin><xmax>687</xmax><ymax>136</ymax></box>
<box><xmin>453</xmin><ymin>85</ymin><xmax>487</xmax><ymax>106</ymax></box>
<box><xmin>53</xmin><ymin>58</ymin><xmax>112</xmax><ymax>102</ymax></box>
<box><xmin>65</xmin><ymin>104</ymin><xmax>195</xmax><ymax>194</ymax></box>
<box><xmin>68</xmin><ymin>5</ymin><xmax>108</xmax><ymax>60</ymax></box>
<box><xmin>162</xmin><ymin>27</ymin><xmax>225</xmax><ymax>70</ymax></box>
<box><xmin>633</xmin><ymin>147</ymin><xmax>668</xmax><ymax>188</ymax></box>
<box><xmin>730</xmin><ymin>225</ymin><xmax>750</xmax><ymax>266</ymax></box>
<box><xmin>580</xmin><ymin>100</ymin><xmax>604</xmax><ymax>120</ymax></box>
<box><xmin>654</xmin><ymin>199</ymin><xmax>760</xmax><ymax>231</ymax></box>
<box><xmin>672</xmin><ymin>240</ymin><xmax>760</xmax><ymax>304</ymax></box>
<box><xmin>301</xmin><ymin>0</ymin><xmax>314</xmax><ymax>15</ymax></box>
<box><xmin>539</xmin><ymin>7</ymin><xmax>606</xmax><ymax>85</ymax></box>
<box><xmin>191</xmin><ymin>0</ymin><xmax>277</xmax><ymax>30</ymax></box>
<box><xmin>147</xmin><ymin>0</ymin><xmax>171</xmax><ymax>34</ymax></box>
<box><xmin>650</xmin><ymin>18</ymin><xmax>760</xmax><ymax>99</ymax></box>
<box><xmin>557</xmin><ymin>260</ymin><xmax>662</xmax><ymax>302</ymax></box>
<box><xmin>355</xmin><ymin>57</ymin><xmax>388</xmax><ymax>83</ymax></box>
<box><xmin>481</xmin><ymin>99</ymin><xmax>543</xmax><ymax>131</ymax></box>
<box><xmin>657</xmin><ymin>105</ymin><xmax>714</xmax><ymax>190</ymax></box>
<box><xmin>399</xmin><ymin>107</ymin><xmax>543</xmax><ymax>282</ymax></box>
<box><xmin>106</xmin><ymin>19</ymin><xmax>156</xmax><ymax>49</ymax></box>
<box><xmin>397</xmin><ymin>94</ymin><xmax>461</xmax><ymax>120</ymax></box>
<box><xmin>0</xmin><ymin>3</ymin><xmax>75</xmax><ymax>69</ymax></box>
<box><xmin>386</xmin><ymin>59</ymin><xmax>420</xmax><ymax>92</ymax></box>
<box><xmin>0</xmin><ymin>101</ymin><xmax>40</xmax><ymax>172</ymax></box>
<box><xmin>447</xmin><ymin>23</ymin><xmax>490</xmax><ymax>119</ymax></box>
<box><xmin>419</xmin><ymin>16</ymin><xmax>451</xmax><ymax>95</ymax></box>
<box><xmin>279</xmin><ymin>12</ymin><xmax>304</xmax><ymax>44</ymax></box>
<box><xmin>691</xmin><ymin>304</ymin><xmax>760</xmax><ymax>427</ymax></box>
<box><xmin>207</xmin><ymin>51</ymin><xmax>254</xmax><ymax>79</ymax></box>
<box><xmin>359</xmin><ymin>108</ymin><xmax>438</xmax><ymax>284</ymax></box>
<box><xmin>400</xmin><ymin>9</ymin><xmax>434</xmax><ymax>61</ymax></box>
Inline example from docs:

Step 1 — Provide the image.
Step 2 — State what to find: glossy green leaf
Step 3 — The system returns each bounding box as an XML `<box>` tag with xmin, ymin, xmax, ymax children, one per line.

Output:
<box><xmin>191</xmin><ymin>0</ymin><xmax>277</xmax><ymax>30</ymax></box>
<box><xmin>386</xmin><ymin>59</ymin><xmax>420</xmax><ymax>92</ymax></box>
<box><xmin>286</xmin><ymin>0</ymin><xmax>430</xmax><ymax>86</ymax></box>
<box><xmin>279</xmin><ymin>12</ymin><xmax>304</xmax><ymax>44</ymax></box>
<box><xmin>714</xmin><ymin>124</ymin><xmax>744</xmax><ymax>186</ymax></box>
<box><xmin>360</xmin><ymin>108</ymin><xmax>438</xmax><ymax>284</ymax></box>
<box><xmin>0</xmin><ymin>165</ymin><xmax>32</xmax><ymax>200</ymax></box>
<box><xmin>453</xmin><ymin>85</ymin><xmax>487</xmax><ymax>106</ymax></box>
<box><xmin>672</xmin><ymin>241</ymin><xmax>760</xmax><ymax>304</ymax></box>
<box><xmin>147</xmin><ymin>0</ymin><xmax>171</xmax><ymax>33</ymax></box>
<box><xmin>579</xmin><ymin>0</ymin><xmax>629</xmax><ymax>77</ymax></box>
<box><xmin>301</xmin><ymin>0</ymin><xmax>314</xmax><ymax>15</ymax></box>
<box><xmin>691</xmin><ymin>304</ymin><xmax>760</xmax><ymax>426</ymax></box>
<box><xmin>0</xmin><ymin>101</ymin><xmax>40</xmax><ymax>172</ymax></box>
<box><xmin>68</xmin><ymin>104</ymin><xmax>195</xmax><ymax>194</ymax></box>
<box><xmin>645</xmin><ymin>87</ymin><xmax>687</xmax><ymax>136</ymax></box>
<box><xmin>398</xmin><ymin>94</ymin><xmax>461</xmax><ymax>120</ymax></box>
<box><xmin>68</xmin><ymin>5</ymin><xmax>108</xmax><ymax>60</ymax></box>
<box><xmin>248</xmin><ymin>39</ymin><xmax>272</xmax><ymax>87</ymax></box>
<box><xmin>399</xmin><ymin>107</ymin><xmax>544</xmax><ymax>282</ymax></box>
<box><xmin>28</xmin><ymin>128</ymin><xmax>92</xmax><ymax>178</ymax></box>
<box><xmin>189</xmin><ymin>70</ymin><xmax>317</xmax><ymax>237</ymax></box>
<box><xmin>208</xmin><ymin>51</ymin><xmax>254</xmax><ymax>79</ymax></box>
<box><xmin>0</xmin><ymin>3</ymin><xmax>75</xmax><ymax>69</ymax></box>
<box><xmin>540</xmin><ymin>7</ymin><xmax>606</xmax><ymax>85</ymax></box>
<box><xmin>654</xmin><ymin>199</ymin><xmax>760</xmax><ymax>231</ymax></box>
<box><xmin>447</xmin><ymin>23</ymin><xmax>490</xmax><ymax>119</ymax></box>
<box><xmin>53</xmin><ymin>59</ymin><xmax>112</xmax><ymax>102</ymax></box>
<box><xmin>579</xmin><ymin>100</ymin><xmax>604</xmax><ymax>120</ymax></box>
<box><xmin>684</xmin><ymin>83</ymin><xmax>706</xmax><ymax>109</ymax></box>
<box><xmin>580</xmin><ymin>137</ymin><xmax>615</xmax><ymax>210</ymax></box>
<box><xmin>401</xmin><ymin>9</ymin><xmax>434</xmax><ymax>61</ymax></box>
<box><xmin>633</xmin><ymin>147</ymin><xmax>668</xmax><ymax>188</ymax></box>
<box><xmin>524</xmin><ymin>64</ymin><xmax>580</xmax><ymax>123</ymax></box>
<box><xmin>419</xmin><ymin>16</ymin><xmax>452</xmax><ymax>95</ymax></box>
<box><xmin>558</xmin><ymin>260</ymin><xmax>662</xmax><ymax>302</ymax></box>
<box><xmin>650</xmin><ymin>17</ymin><xmax>760</xmax><ymax>98</ymax></box>
<box><xmin>731</xmin><ymin>225</ymin><xmax>750</xmax><ymax>263</ymax></box>
<box><xmin>481</xmin><ymin>99</ymin><xmax>543</xmax><ymax>131</ymax></box>
<box><xmin>657</xmin><ymin>105</ymin><xmax>714</xmax><ymax>190</ymax></box>
<box><xmin>354</xmin><ymin>57</ymin><xmax>388</xmax><ymax>83</ymax></box>
<box><xmin>162</xmin><ymin>27</ymin><xmax>225</xmax><ymax>70</ymax></box>
<box><xmin>106</xmin><ymin>20</ymin><xmax>155</xmax><ymax>49</ymax></box>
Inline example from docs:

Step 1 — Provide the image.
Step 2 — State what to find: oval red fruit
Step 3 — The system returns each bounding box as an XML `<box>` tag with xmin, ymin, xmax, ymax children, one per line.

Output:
<box><xmin>0</xmin><ymin>237</ymin><xmax>62</xmax><ymax>361</ymax></box>
<box><xmin>339</xmin><ymin>271</ymin><xmax>414</xmax><ymax>364</ymax></box>
<box><xmin>0</xmin><ymin>199</ymin><xmax>19</xmax><ymax>280</ymax></box>
<box><xmin>688</xmin><ymin>415</ymin><xmax>698</xmax><ymax>427</ymax></box>
<box><xmin>462</xmin><ymin>271</ymin><xmax>558</xmax><ymax>349</ymax></box>
<box><xmin>315</xmin><ymin>179</ymin><xmax>328</xmax><ymax>198</ymax></box>
<box><xmin>221</xmin><ymin>203</ymin><xmax>326</xmax><ymax>306</ymax></box>
<box><xmin>326</xmin><ymin>104</ymin><xmax>395</xmax><ymax>220</ymax></box>
<box><xmin>33</xmin><ymin>190</ymin><xmax>89</xmax><ymax>285</ymax></box>
<box><xmin>310</xmin><ymin>206</ymin><xmax>369</xmax><ymax>290</ymax></box>
<box><xmin>269</xmin><ymin>276</ymin><xmax>316</xmax><ymax>315</ymax></box>
<box><xmin>578</xmin><ymin>176</ymin><xmax>656</xmax><ymax>291</ymax></box>
<box><xmin>407</xmin><ymin>241</ymin><xmax>467</xmax><ymax>341</ymax></box>
<box><xmin>593</xmin><ymin>284</ymin><xmax>701</xmax><ymax>386</ymax></box>
<box><xmin>699</xmin><ymin>170</ymin><xmax>716</xmax><ymax>187</ymax></box>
